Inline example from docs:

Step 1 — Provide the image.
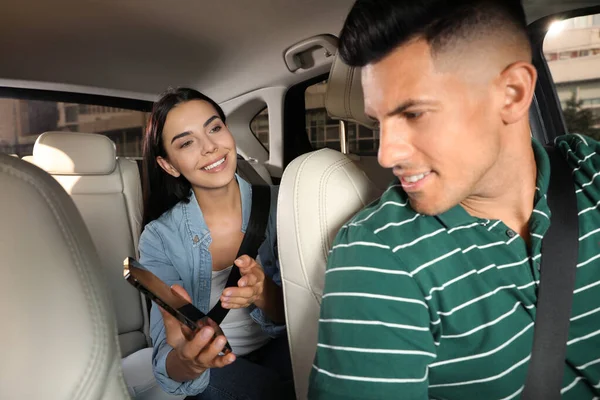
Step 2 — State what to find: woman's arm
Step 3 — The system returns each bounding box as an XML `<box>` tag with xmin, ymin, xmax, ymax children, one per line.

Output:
<box><xmin>139</xmin><ymin>225</ymin><xmax>211</xmax><ymax>396</ymax></box>
<box><xmin>254</xmin><ymin>274</ymin><xmax>285</xmax><ymax>323</ymax></box>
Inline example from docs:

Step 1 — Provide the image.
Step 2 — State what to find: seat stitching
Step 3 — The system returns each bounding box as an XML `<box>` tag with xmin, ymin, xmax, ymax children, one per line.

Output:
<box><xmin>318</xmin><ymin>156</ymin><xmax>353</xmax><ymax>261</ymax></box>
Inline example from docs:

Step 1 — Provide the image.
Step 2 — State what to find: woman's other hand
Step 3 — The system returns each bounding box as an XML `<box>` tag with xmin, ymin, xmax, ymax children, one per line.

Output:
<box><xmin>161</xmin><ymin>285</ymin><xmax>236</xmax><ymax>382</ymax></box>
<box><xmin>220</xmin><ymin>255</ymin><xmax>285</xmax><ymax>323</ymax></box>
<box><xmin>220</xmin><ymin>255</ymin><xmax>266</xmax><ymax>309</ymax></box>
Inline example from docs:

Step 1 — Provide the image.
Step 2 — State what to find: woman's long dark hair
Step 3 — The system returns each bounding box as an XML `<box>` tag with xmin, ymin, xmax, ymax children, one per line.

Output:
<box><xmin>142</xmin><ymin>87</ymin><xmax>227</xmax><ymax>228</ymax></box>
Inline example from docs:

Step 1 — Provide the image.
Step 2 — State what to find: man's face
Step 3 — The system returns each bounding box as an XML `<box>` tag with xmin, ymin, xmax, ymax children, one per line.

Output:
<box><xmin>362</xmin><ymin>39</ymin><xmax>504</xmax><ymax>216</ymax></box>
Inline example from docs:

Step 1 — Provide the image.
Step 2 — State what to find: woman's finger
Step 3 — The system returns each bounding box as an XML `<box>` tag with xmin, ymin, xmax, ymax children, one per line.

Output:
<box><xmin>196</xmin><ymin>335</ymin><xmax>231</xmax><ymax>366</ymax></box>
<box><xmin>222</xmin><ymin>286</ymin><xmax>254</xmax><ymax>299</ymax></box>
<box><xmin>171</xmin><ymin>284</ymin><xmax>192</xmax><ymax>302</ymax></box>
<box><xmin>221</xmin><ymin>295</ymin><xmax>255</xmax><ymax>308</ymax></box>
<box><xmin>180</xmin><ymin>326</ymin><xmax>215</xmax><ymax>361</ymax></box>
<box><xmin>238</xmin><ymin>272</ymin><xmax>259</xmax><ymax>288</ymax></box>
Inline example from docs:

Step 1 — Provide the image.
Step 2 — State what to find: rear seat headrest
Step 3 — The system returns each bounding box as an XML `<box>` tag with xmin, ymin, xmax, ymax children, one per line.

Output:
<box><xmin>324</xmin><ymin>54</ymin><xmax>377</xmax><ymax>130</ymax></box>
<box><xmin>33</xmin><ymin>131</ymin><xmax>117</xmax><ymax>175</ymax></box>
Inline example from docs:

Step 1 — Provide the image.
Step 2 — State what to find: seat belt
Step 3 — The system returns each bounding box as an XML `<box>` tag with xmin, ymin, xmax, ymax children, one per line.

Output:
<box><xmin>236</xmin><ymin>155</ymin><xmax>269</xmax><ymax>186</ymax></box>
<box><xmin>522</xmin><ymin>146</ymin><xmax>579</xmax><ymax>400</ymax></box>
<box><xmin>208</xmin><ymin>184</ymin><xmax>271</xmax><ymax>324</ymax></box>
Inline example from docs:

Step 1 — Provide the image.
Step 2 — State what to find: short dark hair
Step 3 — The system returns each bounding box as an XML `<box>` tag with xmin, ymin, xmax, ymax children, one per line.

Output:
<box><xmin>339</xmin><ymin>0</ymin><xmax>530</xmax><ymax>67</ymax></box>
<box><xmin>141</xmin><ymin>87</ymin><xmax>226</xmax><ymax>227</ymax></box>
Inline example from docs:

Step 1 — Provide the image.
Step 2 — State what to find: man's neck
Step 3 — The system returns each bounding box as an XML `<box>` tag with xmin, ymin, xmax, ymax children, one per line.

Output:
<box><xmin>193</xmin><ymin>178</ymin><xmax>241</xmax><ymax>220</ymax></box>
<box><xmin>460</xmin><ymin>132</ymin><xmax>537</xmax><ymax>243</ymax></box>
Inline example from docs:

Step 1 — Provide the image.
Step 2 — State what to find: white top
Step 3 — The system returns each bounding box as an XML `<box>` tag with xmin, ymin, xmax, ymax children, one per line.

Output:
<box><xmin>209</xmin><ymin>266</ymin><xmax>271</xmax><ymax>356</ymax></box>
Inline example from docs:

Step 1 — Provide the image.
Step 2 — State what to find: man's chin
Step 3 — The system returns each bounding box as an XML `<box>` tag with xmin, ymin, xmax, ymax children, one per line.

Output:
<box><xmin>408</xmin><ymin>198</ymin><xmax>454</xmax><ymax>217</ymax></box>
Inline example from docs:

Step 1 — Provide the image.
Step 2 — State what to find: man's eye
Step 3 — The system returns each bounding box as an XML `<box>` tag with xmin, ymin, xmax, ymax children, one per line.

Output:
<box><xmin>209</xmin><ymin>125</ymin><xmax>222</xmax><ymax>134</ymax></box>
<box><xmin>405</xmin><ymin>111</ymin><xmax>423</xmax><ymax>120</ymax></box>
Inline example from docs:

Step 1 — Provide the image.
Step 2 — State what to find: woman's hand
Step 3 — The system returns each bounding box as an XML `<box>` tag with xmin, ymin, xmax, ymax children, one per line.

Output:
<box><xmin>220</xmin><ymin>255</ymin><xmax>266</xmax><ymax>309</ymax></box>
<box><xmin>220</xmin><ymin>255</ymin><xmax>286</xmax><ymax>323</ymax></box>
<box><xmin>162</xmin><ymin>285</ymin><xmax>236</xmax><ymax>382</ymax></box>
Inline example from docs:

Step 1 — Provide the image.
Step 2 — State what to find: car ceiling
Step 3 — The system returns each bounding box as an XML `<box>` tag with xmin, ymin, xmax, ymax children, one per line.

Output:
<box><xmin>0</xmin><ymin>0</ymin><xmax>598</xmax><ymax>104</ymax></box>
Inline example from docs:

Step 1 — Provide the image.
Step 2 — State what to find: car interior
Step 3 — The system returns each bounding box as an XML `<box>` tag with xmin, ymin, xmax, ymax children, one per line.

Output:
<box><xmin>1</xmin><ymin>0</ymin><xmax>600</xmax><ymax>399</ymax></box>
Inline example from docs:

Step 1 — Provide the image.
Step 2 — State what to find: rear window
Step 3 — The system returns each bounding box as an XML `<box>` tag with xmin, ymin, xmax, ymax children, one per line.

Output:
<box><xmin>250</xmin><ymin>106</ymin><xmax>270</xmax><ymax>150</ymax></box>
<box><xmin>304</xmin><ymin>80</ymin><xmax>379</xmax><ymax>155</ymax></box>
<box><xmin>543</xmin><ymin>13</ymin><xmax>600</xmax><ymax>140</ymax></box>
<box><xmin>0</xmin><ymin>98</ymin><xmax>148</xmax><ymax>157</ymax></box>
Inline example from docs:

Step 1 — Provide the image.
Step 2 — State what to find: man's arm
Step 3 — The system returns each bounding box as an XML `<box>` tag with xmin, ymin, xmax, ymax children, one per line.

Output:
<box><xmin>308</xmin><ymin>225</ymin><xmax>436</xmax><ymax>400</ymax></box>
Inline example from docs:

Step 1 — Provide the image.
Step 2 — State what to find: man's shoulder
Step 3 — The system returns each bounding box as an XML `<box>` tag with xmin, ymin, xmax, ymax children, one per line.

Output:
<box><xmin>556</xmin><ymin>134</ymin><xmax>600</xmax><ymax>188</ymax></box>
<box><xmin>556</xmin><ymin>133</ymin><xmax>600</xmax><ymax>163</ymax></box>
<box><xmin>338</xmin><ymin>183</ymin><xmax>418</xmax><ymax>243</ymax></box>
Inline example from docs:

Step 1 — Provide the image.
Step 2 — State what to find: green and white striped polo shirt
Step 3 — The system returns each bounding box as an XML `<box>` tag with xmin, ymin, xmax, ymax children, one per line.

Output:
<box><xmin>309</xmin><ymin>134</ymin><xmax>600</xmax><ymax>400</ymax></box>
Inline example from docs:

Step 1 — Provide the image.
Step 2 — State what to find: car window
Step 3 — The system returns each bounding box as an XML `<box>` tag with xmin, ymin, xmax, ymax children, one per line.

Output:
<box><xmin>543</xmin><ymin>13</ymin><xmax>600</xmax><ymax>141</ymax></box>
<box><xmin>250</xmin><ymin>107</ymin><xmax>270</xmax><ymax>150</ymax></box>
<box><xmin>0</xmin><ymin>98</ymin><xmax>148</xmax><ymax>157</ymax></box>
<box><xmin>304</xmin><ymin>80</ymin><xmax>379</xmax><ymax>155</ymax></box>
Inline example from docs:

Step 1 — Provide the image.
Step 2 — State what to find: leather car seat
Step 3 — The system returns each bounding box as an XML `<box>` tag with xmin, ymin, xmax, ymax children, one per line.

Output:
<box><xmin>277</xmin><ymin>147</ymin><xmax>381</xmax><ymax>399</ymax></box>
<box><xmin>0</xmin><ymin>153</ymin><xmax>131</xmax><ymax>400</ymax></box>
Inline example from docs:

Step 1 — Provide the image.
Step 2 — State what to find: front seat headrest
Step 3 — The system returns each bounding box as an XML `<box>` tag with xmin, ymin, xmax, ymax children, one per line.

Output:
<box><xmin>277</xmin><ymin>148</ymin><xmax>381</xmax><ymax>399</ymax></box>
<box><xmin>324</xmin><ymin>55</ymin><xmax>377</xmax><ymax>130</ymax></box>
<box><xmin>33</xmin><ymin>131</ymin><xmax>117</xmax><ymax>175</ymax></box>
<box><xmin>0</xmin><ymin>154</ymin><xmax>130</xmax><ymax>399</ymax></box>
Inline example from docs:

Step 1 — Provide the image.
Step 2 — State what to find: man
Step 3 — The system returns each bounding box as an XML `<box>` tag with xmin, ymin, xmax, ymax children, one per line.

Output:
<box><xmin>308</xmin><ymin>0</ymin><xmax>600</xmax><ymax>399</ymax></box>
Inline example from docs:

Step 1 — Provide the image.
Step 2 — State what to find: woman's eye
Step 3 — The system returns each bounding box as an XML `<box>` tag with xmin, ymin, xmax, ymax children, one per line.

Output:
<box><xmin>180</xmin><ymin>140</ymin><xmax>193</xmax><ymax>149</ymax></box>
<box><xmin>209</xmin><ymin>125</ymin><xmax>222</xmax><ymax>134</ymax></box>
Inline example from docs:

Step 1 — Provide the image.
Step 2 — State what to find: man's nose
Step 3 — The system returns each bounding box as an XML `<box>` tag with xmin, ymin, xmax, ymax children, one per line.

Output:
<box><xmin>377</xmin><ymin>125</ymin><xmax>414</xmax><ymax>169</ymax></box>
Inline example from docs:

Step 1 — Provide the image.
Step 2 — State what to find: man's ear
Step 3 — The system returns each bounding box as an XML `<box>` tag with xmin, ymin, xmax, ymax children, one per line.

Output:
<box><xmin>156</xmin><ymin>156</ymin><xmax>181</xmax><ymax>178</ymax></box>
<box><xmin>498</xmin><ymin>61</ymin><xmax>537</xmax><ymax>125</ymax></box>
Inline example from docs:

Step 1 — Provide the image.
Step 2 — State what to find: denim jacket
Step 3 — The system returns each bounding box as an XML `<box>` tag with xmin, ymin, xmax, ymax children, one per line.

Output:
<box><xmin>138</xmin><ymin>176</ymin><xmax>285</xmax><ymax>396</ymax></box>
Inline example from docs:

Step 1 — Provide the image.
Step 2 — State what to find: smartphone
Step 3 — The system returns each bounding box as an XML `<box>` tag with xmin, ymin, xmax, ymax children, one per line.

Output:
<box><xmin>123</xmin><ymin>257</ymin><xmax>232</xmax><ymax>354</ymax></box>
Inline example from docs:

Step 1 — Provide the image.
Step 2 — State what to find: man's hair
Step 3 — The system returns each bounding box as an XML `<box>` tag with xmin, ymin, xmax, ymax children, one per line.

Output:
<box><xmin>339</xmin><ymin>0</ymin><xmax>530</xmax><ymax>67</ymax></box>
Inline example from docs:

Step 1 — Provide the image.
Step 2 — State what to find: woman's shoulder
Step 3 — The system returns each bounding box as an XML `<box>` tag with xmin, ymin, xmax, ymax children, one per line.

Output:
<box><xmin>140</xmin><ymin>201</ymin><xmax>188</xmax><ymax>245</ymax></box>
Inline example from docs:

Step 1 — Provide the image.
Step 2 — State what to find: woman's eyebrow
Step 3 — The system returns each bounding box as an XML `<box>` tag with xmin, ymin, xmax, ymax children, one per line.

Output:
<box><xmin>170</xmin><ymin>116</ymin><xmax>221</xmax><ymax>144</ymax></box>
<box><xmin>170</xmin><ymin>131</ymin><xmax>191</xmax><ymax>144</ymax></box>
<box><xmin>203</xmin><ymin>115</ymin><xmax>220</xmax><ymax>127</ymax></box>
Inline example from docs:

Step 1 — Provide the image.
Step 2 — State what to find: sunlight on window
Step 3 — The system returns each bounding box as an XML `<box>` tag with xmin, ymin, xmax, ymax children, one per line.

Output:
<box><xmin>547</xmin><ymin>20</ymin><xmax>566</xmax><ymax>36</ymax></box>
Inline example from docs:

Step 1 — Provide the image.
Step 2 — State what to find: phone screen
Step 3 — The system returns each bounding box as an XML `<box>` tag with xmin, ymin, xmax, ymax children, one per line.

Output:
<box><xmin>123</xmin><ymin>257</ymin><xmax>232</xmax><ymax>354</ymax></box>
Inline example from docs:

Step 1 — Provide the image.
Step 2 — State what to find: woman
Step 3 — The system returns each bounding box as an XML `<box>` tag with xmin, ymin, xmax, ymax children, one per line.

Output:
<box><xmin>138</xmin><ymin>87</ymin><xmax>294</xmax><ymax>400</ymax></box>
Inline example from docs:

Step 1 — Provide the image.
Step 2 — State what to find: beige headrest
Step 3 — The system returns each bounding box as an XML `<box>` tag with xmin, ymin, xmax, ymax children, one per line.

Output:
<box><xmin>33</xmin><ymin>131</ymin><xmax>117</xmax><ymax>175</ymax></box>
<box><xmin>324</xmin><ymin>55</ymin><xmax>377</xmax><ymax>130</ymax></box>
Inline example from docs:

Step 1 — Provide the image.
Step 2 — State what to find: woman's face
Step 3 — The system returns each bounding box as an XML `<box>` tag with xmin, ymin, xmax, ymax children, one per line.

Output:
<box><xmin>157</xmin><ymin>100</ymin><xmax>237</xmax><ymax>190</ymax></box>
